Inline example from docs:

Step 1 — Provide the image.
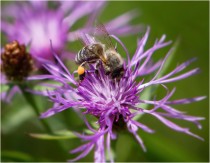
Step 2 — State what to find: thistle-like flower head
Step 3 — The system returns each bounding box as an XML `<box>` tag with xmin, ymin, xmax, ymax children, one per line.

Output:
<box><xmin>29</xmin><ymin>28</ymin><xmax>205</xmax><ymax>162</ymax></box>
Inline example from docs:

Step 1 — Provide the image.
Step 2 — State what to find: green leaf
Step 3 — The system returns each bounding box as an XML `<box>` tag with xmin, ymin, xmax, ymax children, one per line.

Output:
<box><xmin>33</xmin><ymin>80</ymin><xmax>62</xmax><ymax>91</ymax></box>
<box><xmin>1</xmin><ymin>150</ymin><xmax>50</xmax><ymax>162</ymax></box>
<box><xmin>1</xmin><ymin>150</ymin><xmax>34</xmax><ymax>162</ymax></box>
<box><xmin>2</xmin><ymin>105</ymin><xmax>34</xmax><ymax>134</ymax></box>
<box><xmin>115</xmin><ymin>133</ymin><xmax>132</xmax><ymax>161</ymax></box>
<box><xmin>1</xmin><ymin>84</ymin><xmax>9</xmax><ymax>93</ymax></box>
<box><xmin>144</xmin><ymin>134</ymin><xmax>203</xmax><ymax>161</ymax></box>
<box><xmin>29</xmin><ymin>130</ymin><xmax>77</xmax><ymax>140</ymax></box>
<box><xmin>83</xmin><ymin>129</ymin><xmax>94</xmax><ymax>135</ymax></box>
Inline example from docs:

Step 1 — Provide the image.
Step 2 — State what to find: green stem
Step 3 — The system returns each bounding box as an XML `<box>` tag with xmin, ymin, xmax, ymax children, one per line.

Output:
<box><xmin>18</xmin><ymin>83</ymin><xmax>69</xmax><ymax>153</ymax></box>
<box><xmin>19</xmin><ymin>84</ymin><xmax>53</xmax><ymax>133</ymax></box>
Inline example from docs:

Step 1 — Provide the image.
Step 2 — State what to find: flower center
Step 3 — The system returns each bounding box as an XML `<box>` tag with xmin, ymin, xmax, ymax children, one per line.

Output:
<box><xmin>77</xmin><ymin>67</ymin><xmax>140</xmax><ymax>125</ymax></box>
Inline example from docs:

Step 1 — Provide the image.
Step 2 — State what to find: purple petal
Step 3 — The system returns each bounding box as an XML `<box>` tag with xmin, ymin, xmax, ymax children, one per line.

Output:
<box><xmin>70</xmin><ymin>143</ymin><xmax>91</xmax><ymax>154</ymax></box>
<box><xmin>111</xmin><ymin>34</ymin><xmax>130</xmax><ymax>64</ymax></box>
<box><xmin>157</xmin><ymin>68</ymin><xmax>200</xmax><ymax>84</ymax></box>
<box><xmin>149</xmin><ymin>112</ymin><xmax>204</xmax><ymax>140</ymax></box>
<box><xmin>157</xmin><ymin>112</ymin><xmax>204</xmax><ymax>129</ymax></box>
<box><xmin>63</xmin><ymin>1</ymin><xmax>105</xmax><ymax>27</ymax></box>
<box><xmin>1</xmin><ymin>85</ymin><xmax>21</xmax><ymax>103</ymax></box>
<box><xmin>130</xmin><ymin>27</ymin><xmax>150</xmax><ymax>67</ymax></box>
<box><xmin>166</xmin><ymin>96</ymin><xmax>206</xmax><ymax>105</ymax></box>
<box><xmin>154</xmin><ymin>57</ymin><xmax>197</xmax><ymax>82</ymax></box>
<box><xmin>68</xmin><ymin>144</ymin><xmax>94</xmax><ymax>162</ymax></box>
<box><xmin>106</xmin><ymin>133</ymin><xmax>114</xmax><ymax>163</ymax></box>
<box><xmin>40</xmin><ymin>103</ymin><xmax>79</xmax><ymax>118</ymax></box>
<box><xmin>130</xmin><ymin>120</ymin><xmax>155</xmax><ymax>133</ymax></box>
<box><xmin>29</xmin><ymin>0</ymin><xmax>47</xmax><ymax>9</ymax></box>
<box><xmin>74</xmin><ymin>129</ymin><xmax>108</xmax><ymax>141</ymax></box>
<box><xmin>94</xmin><ymin>135</ymin><xmax>105</xmax><ymax>163</ymax></box>
<box><xmin>137</xmin><ymin>59</ymin><xmax>163</xmax><ymax>76</ymax></box>
<box><xmin>106</xmin><ymin>10</ymin><xmax>139</xmax><ymax>29</ymax></box>
<box><xmin>50</xmin><ymin>42</ymin><xmax>77</xmax><ymax>84</ymax></box>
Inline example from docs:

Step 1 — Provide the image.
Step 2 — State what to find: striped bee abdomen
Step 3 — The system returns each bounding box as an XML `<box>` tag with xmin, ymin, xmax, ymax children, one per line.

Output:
<box><xmin>75</xmin><ymin>45</ymin><xmax>101</xmax><ymax>65</ymax></box>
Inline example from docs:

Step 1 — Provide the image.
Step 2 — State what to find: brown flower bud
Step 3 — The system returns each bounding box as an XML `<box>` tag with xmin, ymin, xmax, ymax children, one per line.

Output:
<box><xmin>1</xmin><ymin>40</ymin><xmax>34</xmax><ymax>81</ymax></box>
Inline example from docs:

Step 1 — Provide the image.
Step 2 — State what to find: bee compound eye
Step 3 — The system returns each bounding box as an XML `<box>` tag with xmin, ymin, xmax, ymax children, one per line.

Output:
<box><xmin>97</xmin><ymin>46</ymin><xmax>104</xmax><ymax>55</ymax></box>
<box><xmin>97</xmin><ymin>49</ymin><xmax>101</xmax><ymax>54</ymax></box>
<box><xmin>78</xmin><ymin>66</ymin><xmax>85</xmax><ymax>75</ymax></box>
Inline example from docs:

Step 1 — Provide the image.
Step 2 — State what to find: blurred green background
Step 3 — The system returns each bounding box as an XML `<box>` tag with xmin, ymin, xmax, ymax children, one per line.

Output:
<box><xmin>1</xmin><ymin>1</ymin><xmax>209</xmax><ymax>162</ymax></box>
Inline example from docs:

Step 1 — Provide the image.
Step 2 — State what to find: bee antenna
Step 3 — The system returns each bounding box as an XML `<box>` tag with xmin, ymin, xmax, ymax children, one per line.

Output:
<box><xmin>115</xmin><ymin>43</ymin><xmax>118</xmax><ymax>51</ymax></box>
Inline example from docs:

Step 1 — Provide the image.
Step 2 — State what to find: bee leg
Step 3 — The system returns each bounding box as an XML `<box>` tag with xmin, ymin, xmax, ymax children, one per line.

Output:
<box><xmin>111</xmin><ymin>66</ymin><xmax>124</xmax><ymax>81</ymax></box>
<box><xmin>79</xmin><ymin>72</ymin><xmax>86</xmax><ymax>81</ymax></box>
<box><xmin>115</xmin><ymin>43</ymin><xmax>118</xmax><ymax>52</ymax></box>
<box><xmin>103</xmin><ymin>64</ymin><xmax>111</xmax><ymax>76</ymax></box>
<box><xmin>94</xmin><ymin>60</ymin><xmax>101</xmax><ymax>75</ymax></box>
<box><xmin>81</xmin><ymin>61</ymin><xmax>87</xmax><ymax>67</ymax></box>
<box><xmin>78</xmin><ymin>61</ymin><xmax>87</xmax><ymax>81</ymax></box>
<box><xmin>95</xmin><ymin>60</ymin><xmax>101</xmax><ymax>69</ymax></box>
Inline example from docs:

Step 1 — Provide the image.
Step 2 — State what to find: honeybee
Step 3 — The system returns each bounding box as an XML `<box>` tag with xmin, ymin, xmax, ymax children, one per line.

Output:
<box><xmin>75</xmin><ymin>23</ymin><xmax>124</xmax><ymax>81</ymax></box>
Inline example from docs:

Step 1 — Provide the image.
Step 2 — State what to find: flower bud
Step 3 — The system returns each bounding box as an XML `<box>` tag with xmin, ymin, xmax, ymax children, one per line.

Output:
<box><xmin>1</xmin><ymin>40</ymin><xmax>34</xmax><ymax>81</ymax></box>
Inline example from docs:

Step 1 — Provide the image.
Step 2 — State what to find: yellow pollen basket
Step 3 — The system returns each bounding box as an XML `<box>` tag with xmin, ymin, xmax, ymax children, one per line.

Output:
<box><xmin>78</xmin><ymin>66</ymin><xmax>85</xmax><ymax>75</ymax></box>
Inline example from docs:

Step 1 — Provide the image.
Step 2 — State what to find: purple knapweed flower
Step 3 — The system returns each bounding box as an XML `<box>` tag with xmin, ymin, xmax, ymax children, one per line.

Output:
<box><xmin>1</xmin><ymin>1</ymin><xmax>142</xmax><ymax>62</ymax></box>
<box><xmin>28</xmin><ymin>28</ymin><xmax>205</xmax><ymax>162</ymax></box>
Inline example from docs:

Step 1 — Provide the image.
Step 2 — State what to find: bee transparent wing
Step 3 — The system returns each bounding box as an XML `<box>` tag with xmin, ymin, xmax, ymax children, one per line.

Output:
<box><xmin>77</xmin><ymin>32</ymin><xmax>89</xmax><ymax>46</ymax></box>
<box><xmin>71</xmin><ymin>31</ymin><xmax>87</xmax><ymax>50</ymax></box>
<box><xmin>94</xmin><ymin>21</ymin><xmax>116</xmax><ymax>50</ymax></box>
